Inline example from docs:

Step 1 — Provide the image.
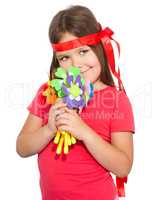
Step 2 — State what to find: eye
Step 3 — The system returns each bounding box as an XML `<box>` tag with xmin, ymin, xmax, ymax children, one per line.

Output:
<box><xmin>58</xmin><ymin>56</ymin><xmax>69</xmax><ymax>62</ymax></box>
<box><xmin>79</xmin><ymin>49</ymin><xmax>89</xmax><ymax>55</ymax></box>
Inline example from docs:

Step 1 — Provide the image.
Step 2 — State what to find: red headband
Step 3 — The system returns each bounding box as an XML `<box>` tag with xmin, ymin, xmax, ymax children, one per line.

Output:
<box><xmin>52</xmin><ymin>26</ymin><xmax>126</xmax><ymax>93</ymax></box>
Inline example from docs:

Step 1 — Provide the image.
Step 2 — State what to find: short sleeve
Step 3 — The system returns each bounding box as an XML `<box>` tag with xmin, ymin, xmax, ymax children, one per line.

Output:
<box><xmin>110</xmin><ymin>91</ymin><xmax>135</xmax><ymax>134</ymax></box>
<box><xmin>27</xmin><ymin>82</ymin><xmax>51</xmax><ymax>122</ymax></box>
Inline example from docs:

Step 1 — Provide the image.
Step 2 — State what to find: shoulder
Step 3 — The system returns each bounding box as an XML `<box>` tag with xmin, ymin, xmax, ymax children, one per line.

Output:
<box><xmin>107</xmin><ymin>86</ymin><xmax>131</xmax><ymax>106</ymax></box>
<box><xmin>36</xmin><ymin>82</ymin><xmax>48</xmax><ymax>94</ymax></box>
<box><xmin>27</xmin><ymin>82</ymin><xmax>51</xmax><ymax>120</ymax></box>
<box><xmin>34</xmin><ymin>82</ymin><xmax>49</xmax><ymax>105</ymax></box>
<box><xmin>106</xmin><ymin>86</ymin><xmax>127</xmax><ymax>97</ymax></box>
<box><xmin>101</xmin><ymin>86</ymin><xmax>133</xmax><ymax>114</ymax></box>
<box><xmin>100</xmin><ymin>85</ymin><xmax>130</xmax><ymax>104</ymax></box>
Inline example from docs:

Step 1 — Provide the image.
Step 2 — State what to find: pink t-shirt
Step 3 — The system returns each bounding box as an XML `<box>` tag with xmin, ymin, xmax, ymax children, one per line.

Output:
<box><xmin>27</xmin><ymin>83</ymin><xmax>135</xmax><ymax>200</ymax></box>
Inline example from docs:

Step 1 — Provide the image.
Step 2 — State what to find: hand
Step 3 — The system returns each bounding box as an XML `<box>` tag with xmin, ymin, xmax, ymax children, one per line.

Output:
<box><xmin>55</xmin><ymin>107</ymin><xmax>90</xmax><ymax>141</ymax></box>
<box><xmin>47</xmin><ymin>98</ymin><xmax>67</xmax><ymax>134</ymax></box>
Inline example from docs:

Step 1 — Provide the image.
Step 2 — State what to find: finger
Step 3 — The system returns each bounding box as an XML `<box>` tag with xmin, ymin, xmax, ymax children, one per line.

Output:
<box><xmin>52</xmin><ymin>102</ymin><xmax>67</xmax><ymax>111</ymax></box>
<box><xmin>55</xmin><ymin>100</ymin><xmax>67</xmax><ymax>107</ymax></box>
<box><xmin>55</xmin><ymin>118</ymin><xmax>69</xmax><ymax>127</ymax></box>
<box><xmin>55</xmin><ymin>98</ymin><xmax>61</xmax><ymax>102</ymax></box>
<box><xmin>58</xmin><ymin>125</ymin><xmax>71</xmax><ymax>133</ymax></box>
<box><xmin>55</xmin><ymin>108</ymin><xmax>65</xmax><ymax>116</ymax></box>
<box><xmin>64</xmin><ymin>107</ymin><xmax>75</xmax><ymax>114</ymax></box>
<box><xmin>55</xmin><ymin>98</ymin><xmax>66</xmax><ymax>105</ymax></box>
<box><xmin>55</xmin><ymin>112</ymin><xmax>70</xmax><ymax>121</ymax></box>
<box><xmin>55</xmin><ymin>98</ymin><xmax>64</xmax><ymax>103</ymax></box>
<box><xmin>49</xmin><ymin>106</ymin><xmax>65</xmax><ymax>121</ymax></box>
<box><xmin>64</xmin><ymin>107</ymin><xmax>79</xmax><ymax>116</ymax></box>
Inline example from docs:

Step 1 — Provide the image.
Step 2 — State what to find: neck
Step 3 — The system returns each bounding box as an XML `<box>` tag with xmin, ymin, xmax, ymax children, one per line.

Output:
<box><xmin>93</xmin><ymin>80</ymin><xmax>107</xmax><ymax>91</ymax></box>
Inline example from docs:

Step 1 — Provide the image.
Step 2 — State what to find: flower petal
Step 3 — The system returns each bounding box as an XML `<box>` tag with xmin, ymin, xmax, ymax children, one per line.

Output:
<box><xmin>51</xmin><ymin>79</ymin><xmax>63</xmax><ymax>91</ymax></box>
<box><xmin>64</xmin><ymin>96</ymin><xmax>75</xmax><ymax>109</ymax></box>
<box><xmin>75</xmin><ymin>96</ymin><xmax>81</xmax><ymax>101</ymax></box>
<box><xmin>69</xmin><ymin>94</ymin><xmax>74</xmax><ymax>100</ymax></box>
<box><xmin>68</xmin><ymin>67</ymin><xmax>80</xmax><ymax>79</ymax></box>
<box><xmin>78</xmin><ymin>98</ymin><xmax>85</xmax><ymax>107</ymax></box>
<box><xmin>62</xmin><ymin>84</ymin><xmax>69</xmax><ymax>95</ymax></box>
<box><xmin>67</xmin><ymin>74</ymin><xmax>73</xmax><ymax>85</ymax></box>
<box><xmin>55</xmin><ymin>67</ymin><xmax>66</xmax><ymax>79</ymax></box>
<box><xmin>75</xmin><ymin>75</ymin><xmax>82</xmax><ymax>87</ymax></box>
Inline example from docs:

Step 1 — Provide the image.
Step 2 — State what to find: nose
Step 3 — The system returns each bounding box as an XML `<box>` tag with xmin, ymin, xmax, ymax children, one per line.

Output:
<box><xmin>71</xmin><ymin>56</ymin><xmax>83</xmax><ymax>69</ymax></box>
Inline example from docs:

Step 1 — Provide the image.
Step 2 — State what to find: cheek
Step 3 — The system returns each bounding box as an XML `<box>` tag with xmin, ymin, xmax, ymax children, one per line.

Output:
<box><xmin>59</xmin><ymin>61</ymin><xmax>71</xmax><ymax>69</ymax></box>
<box><xmin>88</xmin><ymin>66</ymin><xmax>101</xmax><ymax>81</ymax></box>
<box><xmin>84</xmin><ymin>55</ymin><xmax>99</xmax><ymax>67</ymax></box>
<box><xmin>83</xmin><ymin>54</ymin><xmax>102</xmax><ymax>81</ymax></box>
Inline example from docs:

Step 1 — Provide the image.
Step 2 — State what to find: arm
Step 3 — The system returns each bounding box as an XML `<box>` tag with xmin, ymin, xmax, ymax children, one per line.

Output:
<box><xmin>82</xmin><ymin>126</ymin><xmax>134</xmax><ymax>178</ymax></box>
<box><xmin>16</xmin><ymin>113</ymin><xmax>55</xmax><ymax>158</ymax></box>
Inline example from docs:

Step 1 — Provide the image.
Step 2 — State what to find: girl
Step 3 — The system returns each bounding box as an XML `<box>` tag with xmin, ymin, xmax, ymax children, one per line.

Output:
<box><xmin>16</xmin><ymin>5</ymin><xmax>135</xmax><ymax>200</ymax></box>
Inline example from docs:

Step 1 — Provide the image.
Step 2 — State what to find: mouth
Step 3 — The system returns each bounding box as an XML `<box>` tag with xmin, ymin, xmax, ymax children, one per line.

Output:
<box><xmin>81</xmin><ymin>67</ymin><xmax>91</xmax><ymax>73</ymax></box>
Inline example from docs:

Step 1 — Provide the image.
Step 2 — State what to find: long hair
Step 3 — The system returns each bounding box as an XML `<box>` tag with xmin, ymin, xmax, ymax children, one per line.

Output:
<box><xmin>48</xmin><ymin>5</ymin><xmax>114</xmax><ymax>86</ymax></box>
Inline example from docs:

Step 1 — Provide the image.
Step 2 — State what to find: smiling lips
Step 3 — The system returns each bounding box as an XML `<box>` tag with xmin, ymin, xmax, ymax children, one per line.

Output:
<box><xmin>81</xmin><ymin>66</ymin><xmax>92</xmax><ymax>73</ymax></box>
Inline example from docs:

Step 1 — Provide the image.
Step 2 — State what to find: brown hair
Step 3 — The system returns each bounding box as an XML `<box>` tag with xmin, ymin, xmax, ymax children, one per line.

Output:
<box><xmin>48</xmin><ymin>5</ymin><xmax>115</xmax><ymax>86</ymax></box>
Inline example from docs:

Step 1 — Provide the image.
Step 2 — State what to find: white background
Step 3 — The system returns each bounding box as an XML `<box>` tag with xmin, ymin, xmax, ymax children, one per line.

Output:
<box><xmin>0</xmin><ymin>0</ymin><xmax>156</xmax><ymax>199</ymax></box>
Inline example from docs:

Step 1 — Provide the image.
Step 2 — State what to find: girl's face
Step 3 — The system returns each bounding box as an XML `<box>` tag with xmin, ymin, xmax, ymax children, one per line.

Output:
<box><xmin>55</xmin><ymin>32</ymin><xmax>102</xmax><ymax>85</ymax></box>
